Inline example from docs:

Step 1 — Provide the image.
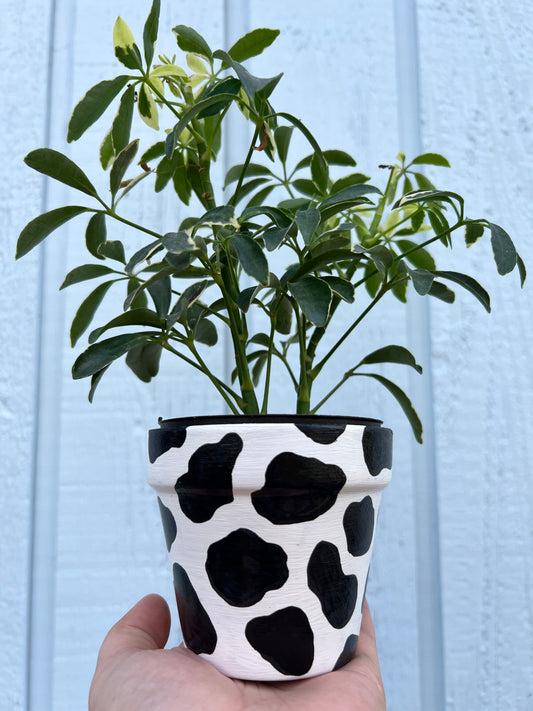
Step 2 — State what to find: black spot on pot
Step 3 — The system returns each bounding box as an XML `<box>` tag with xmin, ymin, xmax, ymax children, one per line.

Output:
<box><xmin>148</xmin><ymin>426</ymin><xmax>187</xmax><ymax>463</ymax></box>
<box><xmin>175</xmin><ymin>433</ymin><xmax>242</xmax><ymax>523</ymax></box>
<box><xmin>362</xmin><ymin>426</ymin><xmax>393</xmax><ymax>476</ymax></box>
<box><xmin>172</xmin><ymin>562</ymin><xmax>217</xmax><ymax>655</ymax></box>
<box><xmin>332</xmin><ymin>634</ymin><xmax>359</xmax><ymax>671</ymax></box>
<box><xmin>245</xmin><ymin>607</ymin><xmax>314</xmax><ymax>676</ymax></box>
<box><xmin>343</xmin><ymin>495</ymin><xmax>375</xmax><ymax>557</ymax></box>
<box><xmin>251</xmin><ymin>453</ymin><xmax>346</xmax><ymax>525</ymax></box>
<box><xmin>206</xmin><ymin>528</ymin><xmax>289</xmax><ymax>607</ymax></box>
<box><xmin>307</xmin><ymin>541</ymin><xmax>358</xmax><ymax>629</ymax></box>
<box><xmin>295</xmin><ymin>423</ymin><xmax>346</xmax><ymax>444</ymax></box>
<box><xmin>157</xmin><ymin>497</ymin><xmax>177</xmax><ymax>552</ymax></box>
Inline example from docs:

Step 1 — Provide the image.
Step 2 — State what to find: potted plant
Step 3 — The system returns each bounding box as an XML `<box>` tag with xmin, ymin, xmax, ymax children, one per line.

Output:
<box><xmin>16</xmin><ymin>0</ymin><xmax>524</xmax><ymax>681</ymax></box>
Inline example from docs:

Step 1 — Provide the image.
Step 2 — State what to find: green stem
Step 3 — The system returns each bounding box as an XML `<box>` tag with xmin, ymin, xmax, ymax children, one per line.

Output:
<box><xmin>260</xmin><ymin>311</ymin><xmax>278</xmax><ymax>414</ymax></box>
<box><xmin>311</xmin><ymin>285</ymin><xmax>389</xmax><ymax>379</ymax></box>
<box><xmin>229</xmin><ymin>122</ymin><xmax>262</xmax><ymax>208</ymax></box>
<box><xmin>296</xmin><ymin>309</ymin><xmax>311</xmax><ymax>413</ymax></box>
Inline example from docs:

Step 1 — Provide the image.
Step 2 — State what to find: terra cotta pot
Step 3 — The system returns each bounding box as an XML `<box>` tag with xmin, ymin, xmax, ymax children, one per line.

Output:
<box><xmin>147</xmin><ymin>414</ymin><xmax>392</xmax><ymax>681</ymax></box>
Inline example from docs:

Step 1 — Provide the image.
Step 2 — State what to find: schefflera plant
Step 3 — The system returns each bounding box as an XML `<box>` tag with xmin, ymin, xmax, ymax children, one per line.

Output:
<box><xmin>16</xmin><ymin>0</ymin><xmax>525</xmax><ymax>443</ymax></box>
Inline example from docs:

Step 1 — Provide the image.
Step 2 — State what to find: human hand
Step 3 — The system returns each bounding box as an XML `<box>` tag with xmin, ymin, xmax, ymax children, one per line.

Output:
<box><xmin>89</xmin><ymin>593</ymin><xmax>386</xmax><ymax>711</ymax></box>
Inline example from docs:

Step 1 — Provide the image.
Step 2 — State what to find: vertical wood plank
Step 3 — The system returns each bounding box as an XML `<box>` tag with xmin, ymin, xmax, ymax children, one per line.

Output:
<box><xmin>393</xmin><ymin>2</ymin><xmax>446</xmax><ymax>709</ymax></box>
<box><xmin>416</xmin><ymin>1</ymin><xmax>533</xmax><ymax>708</ymax></box>
<box><xmin>1</xmin><ymin>0</ymin><xmax>55</xmax><ymax>708</ymax></box>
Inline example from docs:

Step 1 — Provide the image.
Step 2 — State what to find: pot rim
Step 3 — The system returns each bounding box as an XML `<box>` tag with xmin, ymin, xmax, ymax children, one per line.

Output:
<box><xmin>156</xmin><ymin>414</ymin><xmax>383</xmax><ymax>429</ymax></box>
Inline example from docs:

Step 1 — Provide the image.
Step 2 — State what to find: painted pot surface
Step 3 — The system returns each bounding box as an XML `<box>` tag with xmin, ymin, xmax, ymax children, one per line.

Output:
<box><xmin>147</xmin><ymin>415</ymin><xmax>392</xmax><ymax>681</ymax></box>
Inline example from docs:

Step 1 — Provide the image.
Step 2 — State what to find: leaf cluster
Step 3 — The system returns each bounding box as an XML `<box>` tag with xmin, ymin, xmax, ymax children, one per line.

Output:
<box><xmin>16</xmin><ymin>0</ymin><xmax>526</xmax><ymax>442</ymax></box>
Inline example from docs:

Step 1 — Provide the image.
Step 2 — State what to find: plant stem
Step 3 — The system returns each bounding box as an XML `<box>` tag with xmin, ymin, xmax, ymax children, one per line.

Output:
<box><xmin>229</xmin><ymin>122</ymin><xmax>262</xmax><ymax>207</ymax></box>
<box><xmin>311</xmin><ymin>285</ymin><xmax>389</xmax><ymax>379</ymax></box>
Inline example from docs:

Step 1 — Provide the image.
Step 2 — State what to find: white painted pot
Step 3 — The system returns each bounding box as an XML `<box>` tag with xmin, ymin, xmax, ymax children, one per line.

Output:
<box><xmin>147</xmin><ymin>415</ymin><xmax>392</xmax><ymax>681</ymax></box>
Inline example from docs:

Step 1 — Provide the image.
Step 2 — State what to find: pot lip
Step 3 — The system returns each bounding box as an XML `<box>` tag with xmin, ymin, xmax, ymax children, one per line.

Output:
<box><xmin>156</xmin><ymin>414</ymin><xmax>383</xmax><ymax>429</ymax></box>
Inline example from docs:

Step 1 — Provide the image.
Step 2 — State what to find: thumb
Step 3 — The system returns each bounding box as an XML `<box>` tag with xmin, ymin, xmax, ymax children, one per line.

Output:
<box><xmin>97</xmin><ymin>594</ymin><xmax>171</xmax><ymax>663</ymax></box>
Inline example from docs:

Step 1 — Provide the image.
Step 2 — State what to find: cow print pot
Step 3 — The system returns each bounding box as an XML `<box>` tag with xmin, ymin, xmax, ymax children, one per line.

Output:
<box><xmin>147</xmin><ymin>414</ymin><xmax>392</xmax><ymax>681</ymax></box>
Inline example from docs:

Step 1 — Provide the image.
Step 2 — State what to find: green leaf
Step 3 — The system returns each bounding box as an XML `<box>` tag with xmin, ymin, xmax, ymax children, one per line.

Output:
<box><xmin>517</xmin><ymin>254</ymin><xmax>527</xmax><ymax>287</ymax></box>
<box><xmin>295</xmin><ymin>207</ymin><xmax>320</xmax><ymax>244</ymax></box>
<box><xmin>16</xmin><ymin>206</ymin><xmax>91</xmax><ymax>258</ymax></box>
<box><xmin>124</xmin><ymin>267</ymin><xmax>175</xmax><ymax>311</ymax></box>
<box><xmin>197</xmin><ymin>76</ymin><xmax>242</xmax><ymax>118</ymax></box>
<box><xmin>228</xmin><ymin>28</ymin><xmax>280</xmax><ymax>62</ymax></box>
<box><xmin>433</xmin><ymin>270</ymin><xmax>491</xmax><ymax>312</ymax></box>
<box><xmin>161</xmin><ymin>231</ymin><xmax>198</xmax><ymax>254</ymax></box>
<box><xmin>320</xmin><ymin>184</ymin><xmax>381</xmax><ymax>209</ymax></box>
<box><xmin>127</xmin><ymin>278</ymin><xmax>148</xmax><ymax>308</ymax></box>
<box><xmin>125</xmin><ymin>240</ymin><xmax>162</xmax><ymax>275</ymax></box>
<box><xmin>240</xmin><ymin>204</ymin><xmax>292</xmax><ymax>228</ymax></box>
<box><xmin>391</xmin><ymin>277</ymin><xmax>408</xmax><ymax>303</ymax></box>
<box><xmin>283</xmin><ymin>247</ymin><xmax>359</xmax><ymax>284</ymax></box>
<box><xmin>193</xmin><ymin>318</ymin><xmax>218</xmax><ymax>346</ymax></box>
<box><xmin>88</xmin><ymin>365</ymin><xmax>111</xmax><ymax>402</ymax></box>
<box><xmin>165</xmin><ymin>93</ymin><xmax>239</xmax><ymax>157</ymax></box>
<box><xmin>292</xmin><ymin>179</ymin><xmax>319</xmax><ymax>198</ymax></box>
<box><xmin>289</xmin><ymin>276</ymin><xmax>332</xmax><ymax>326</ymax></box>
<box><xmin>274</xmin><ymin>125</ymin><xmax>294</xmax><ymax>164</ymax></box>
<box><xmin>489</xmin><ymin>223</ymin><xmax>517</xmax><ymax>275</ymax></box>
<box><xmin>86</xmin><ymin>213</ymin><xmax>107</xmax><ymax>260</ymax></box>
<box><xmin>147</xmin><ymin>274</ymin><xmax>171</xmax><ymax>317</ymax></box>
<box><xmin>173</xmin><ymin>25</ymin><xmax>213</xmax><ymax>60</ymax></box>
<box><xmin>24</xmin><ymin>148</ymin><xmax>99</xmax><ymax>198</ymax></box>
<box><xmin>167</xmin><ymin>280</ymin><xmax>210</xmax><ymax>326</ymax></box>
<box><xmin>229</xmin><ymin>177</ymin><xmax>270</xmax><ymax>206</ymax></box>
<box><xmin>224</xmin><ymin>162</ymin><xmax>273</xmax><ymax>188</ymax></box>
<box><xmin>394</xmin><ymin>189</ymin><xmax>463</xmax><ymax>212</ymax></box>
<box><xmin>411</xmin><ymin>153</ymin><xmax>451</xmax><ymax>167</ymax></box>
<box><xmin>196</xmin><ymin>205</ymin><xmax>235</xmax><ymax>227</ymax></box>
<box><xmin>275</xmin><ymin>112</ymin><xmax>328</xmax><ymax>185</ymax></box>
<box><xmin>264</xmin><ymin>226</ymin><xmax>289</xmax><ymax>251</ymax></box>
<box><xmin>113</xmin><ymin>16</ymin><xmax>143</xmax><ymax>70</ymax></box>
<box><xmin>100</xmin><ymin>129</ymin><xmax>114</xmax><ymax>169</ymax></box>
<box><xmin>397</xmin><ymin>239</ymin><xmax>436</xmax><ymax>271</ymax></box>
<box><xmin>143</xmin><ymin>0</ymin><xmax>161</xmax><ymax>68</ymax></box>
<box><xmin>60</xmin><ymin>264</ymin><xmax>116</xmax><ymax>289</ymax></box>
<box><xmin>140</xmin><ymin>141</ymin><xmax>166</xmax><ymax>164</ymax></box>
<box><xmin>408</xmin><ymin>268</ymin><xmax>434</xmax><ymax>295</ymax></box>
<box><xmin>126</xmin><ymin>341</ymin><xmax>162</xmax><ymax>382</ymax></box>
<box><xmin>295</xmin><ymin>149</ymin><xmax>357</xmax><ymax>171</ymax></box>
<box><xmin>68</xmin><ymin>75</ymin><xmax>130</xmax><ymax>142</ymax></box>
<box><xmin>464</xmin><ymin>220</ymin><xmax>484</xmax><ymax>246</ymax></box>
<box><xmin>110</xmin><ymin>139</ymin><xmax>139</xmax><ymax>197</ymax></box>
<box><xmin>98</xmin><ymin>240</ymin><xmax>126</xmax><ymax>264</ymax></box>
<box><xmin>428</xmin><ymin>280</ymin><xmax>455</xmax><ymax>304</ymax></box>
<box><xmin>237</xmin><ymin>286</ymin><xmax>259</xmax><ymax>312</ymax></box>
<box><xmin>73</xmin><ymin>333</ymin><xmax>154</xmax><ymax>379</ymax></box>
<box><xmin>111</xmin><ymin>85</ymin><xmax>136</xmax><ymax>154</ymax></box>
<box><xmin>172</xmin><ymin>156</ymin><xmax>192</xmax><ymax>205</ymax></box>
<box><xmin>213</xmin><ymin>50</ymin><xmax>282</xmax><ymax>105</ymax></box>
<box><xmin>320</xmin><ymin>276</ymin><xmax>354</xmax><ymax>303</ymax></box>
<box><xmin>230</xmin><ymin>233</ymin><xmax>269</xmax><ymax>284</ymax></box>
<box><xmin>138</xmin><ymin>84</ymin><xmax>159</xmax><ymax>129</ymax></box>
<box><xmin>273</xmin><ymin>293</ymin><xmax>293</xmax><ymax>334</ymax></box>
<box><xmin>245</xmin><ymin>184</ymin><xmax>275</xmax><ymax>208</ymax></box>
<box><xmin>311</xmin><ymin>152</ymin><xmax>328</xmax><ymax>192</ymax></box>
<box><xmin>353</xmin><ymin>373</ymin><xmax>423</xmax><ymax>443</ymax></box>
<box><xmin>89</xmin><ymin>308</ymin><xmax>165</xmax><ymax>343</ymax></box>
<box><xmin>413</xmin><ymin>172</ymin><xmax>436</xmax><ymax>191</ymax></box>
<box><xmin>357</xmin><ymin>344</ymin><xmax>422</xmax><ymax>373</ymax></box>
<box><xmin>330</xmin><ymin>173</ymin><xmax>370</xmax><ymax>193</ymax></box>
<box><xmin>70</xmin><ymin>280</ymin><xmax>116</xmax><ymax>346</ymax></box>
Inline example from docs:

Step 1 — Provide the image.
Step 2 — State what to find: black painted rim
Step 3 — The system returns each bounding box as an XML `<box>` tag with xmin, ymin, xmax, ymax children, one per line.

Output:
<box><xmin>156</xmin><ymin>414</ymin><xmax>383</xmax><ymax>429</ymax></box>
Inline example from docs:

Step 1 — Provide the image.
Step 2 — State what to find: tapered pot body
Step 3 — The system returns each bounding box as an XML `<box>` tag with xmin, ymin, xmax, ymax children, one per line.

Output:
<box><xmin>147</xmin><ymin>414</ymin><xmax>392</xmax><ymax>681</ymax></box>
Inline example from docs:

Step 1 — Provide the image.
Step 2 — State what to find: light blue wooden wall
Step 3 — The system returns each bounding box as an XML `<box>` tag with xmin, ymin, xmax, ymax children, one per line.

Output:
<box><xmin>2</xmin><ymin>1</ymin><xmax>532</xmax><ymax>709</ymax></box>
